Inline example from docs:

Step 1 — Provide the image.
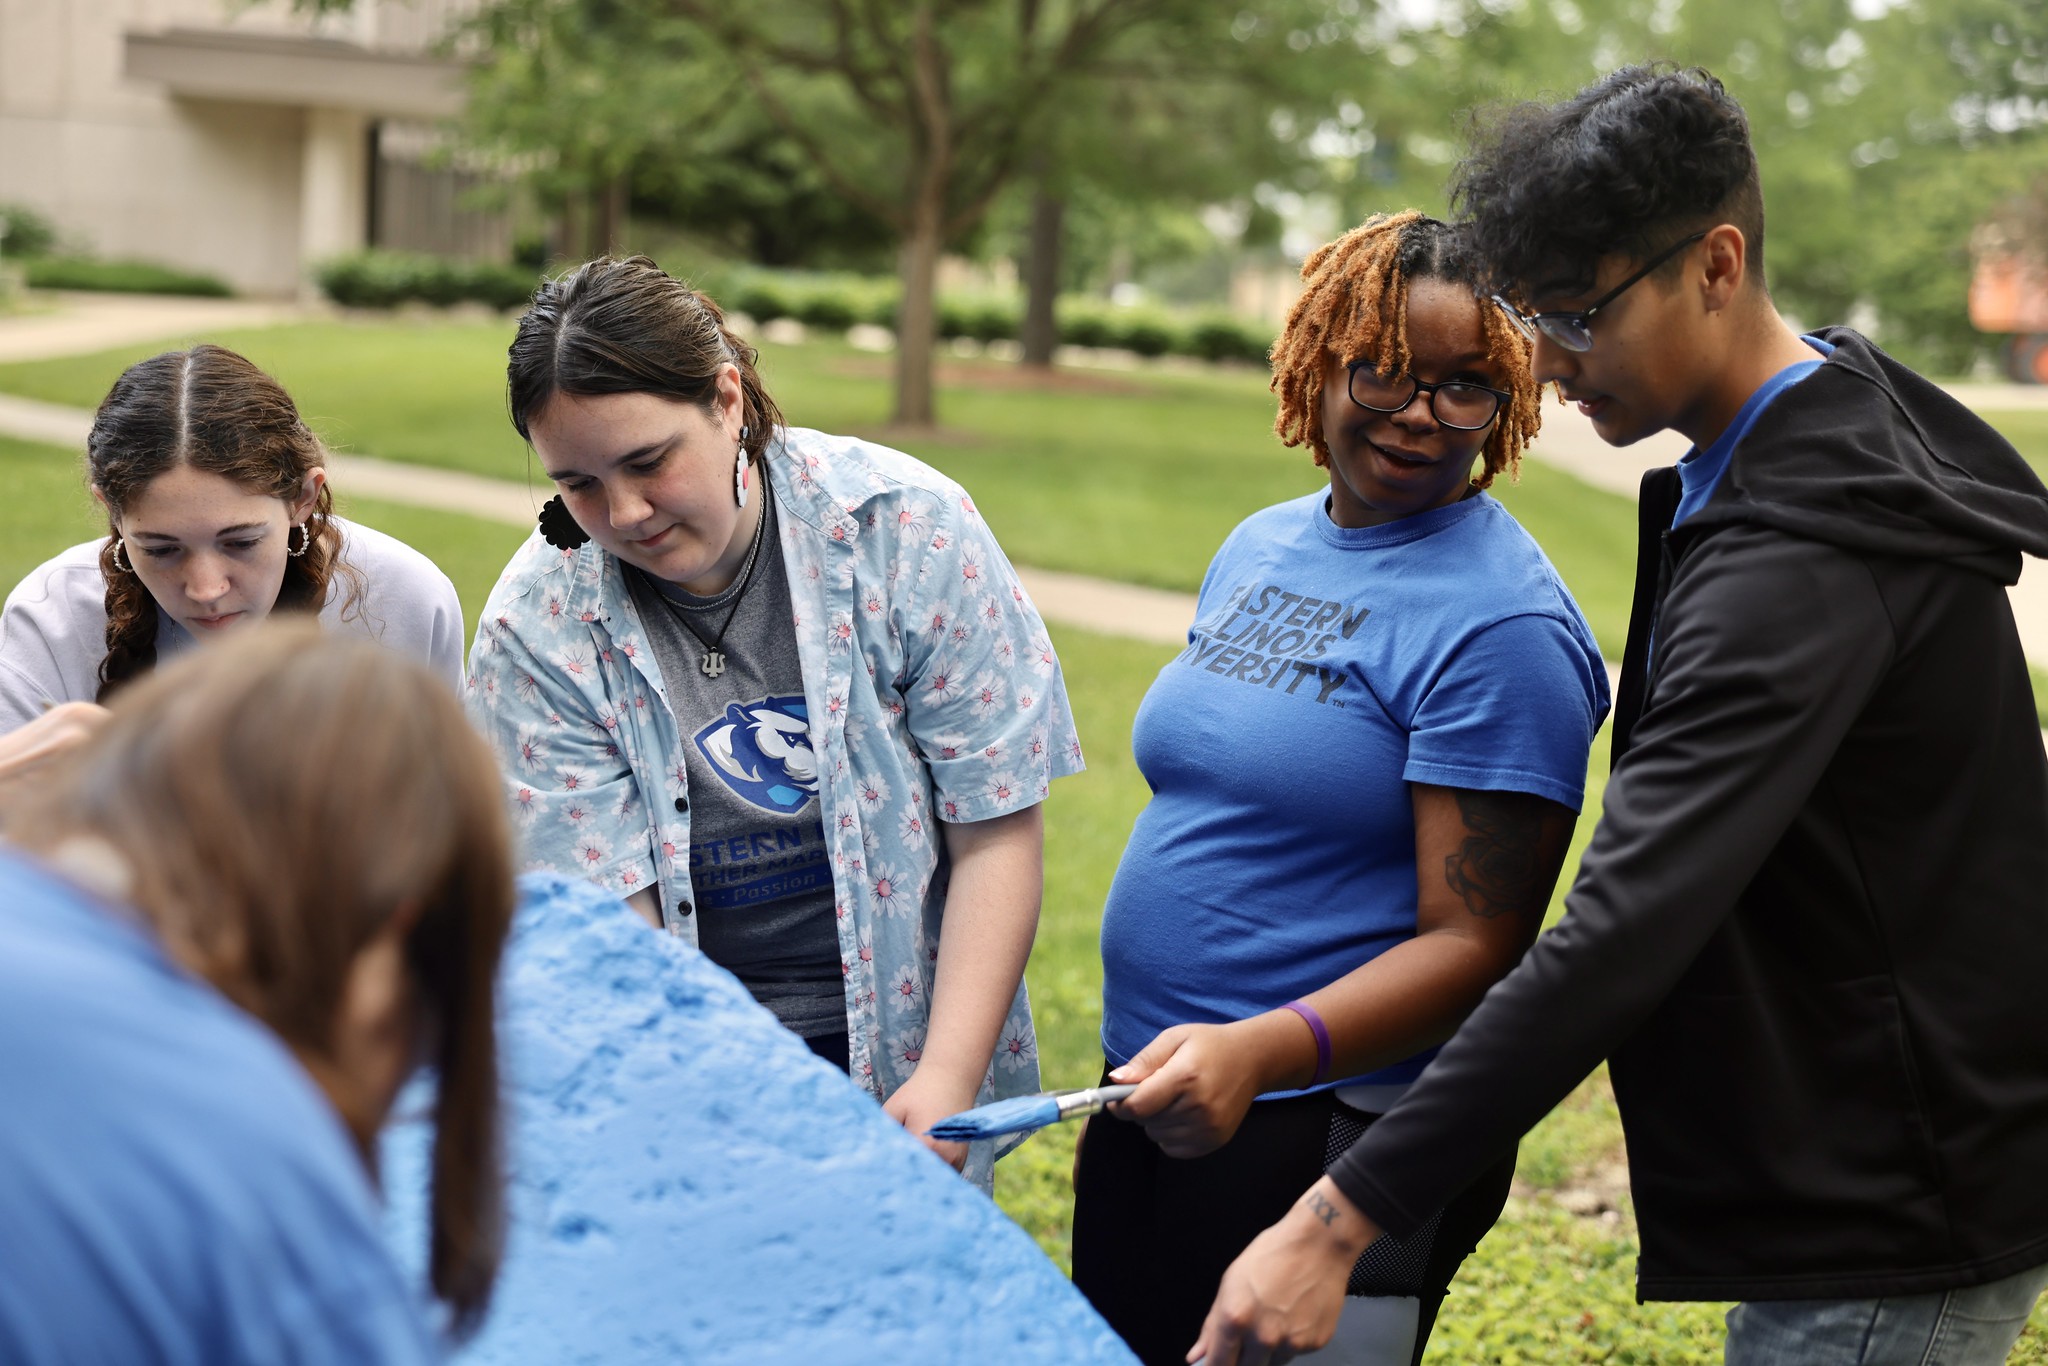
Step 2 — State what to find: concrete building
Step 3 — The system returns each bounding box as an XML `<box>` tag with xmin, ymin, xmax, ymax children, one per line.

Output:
<box><xmin>0</xmin><ymin>0</ymin><xmax>505</xmax><ymax>298</ymax></box>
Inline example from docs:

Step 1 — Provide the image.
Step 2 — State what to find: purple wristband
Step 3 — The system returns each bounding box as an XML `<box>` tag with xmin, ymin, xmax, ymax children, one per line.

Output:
<box><xmin>1281</xmin><ymin>1000</ymin><xmax>1333</xmax><ymax>1087</ymax></box>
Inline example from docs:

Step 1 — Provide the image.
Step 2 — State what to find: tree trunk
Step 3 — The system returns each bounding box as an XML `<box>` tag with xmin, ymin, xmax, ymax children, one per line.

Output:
<box><xmin>893</xmin><ymin>201</ymin><xmax>943</xmax><ymax>427</ymax></box>
<box><xmin>1019</xmin><ymin>182</ymin><xmax>1064</xmax><ymax>368</ymax></box>
<box><xmin>892</xmin><ymin>3</ymin><xmax>949</xmax><ymax>428</ymax></box>
<box><xmin>558</xmin><ymin>192</ymin><xmax>585</xmax><ymax>266</ymax></box>
<box><xmin>589</xmin><ymin>175</ymin><xmax>628</xmax><ymax>258</ymax></box>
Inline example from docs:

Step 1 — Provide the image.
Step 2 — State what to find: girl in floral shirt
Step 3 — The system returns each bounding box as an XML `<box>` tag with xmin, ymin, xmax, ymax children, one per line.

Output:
<box><xmin>466</xmin><ymin>257</ymin><xmax>1083</xmax><ymax>1187</ymax></box>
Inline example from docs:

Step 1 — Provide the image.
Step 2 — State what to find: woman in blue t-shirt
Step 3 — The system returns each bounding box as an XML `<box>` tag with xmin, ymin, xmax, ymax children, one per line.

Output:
<box><xmin>1072</xmin><ymin>212</ymin><xmax>1611</xmax><ymax>1366</ymax></box>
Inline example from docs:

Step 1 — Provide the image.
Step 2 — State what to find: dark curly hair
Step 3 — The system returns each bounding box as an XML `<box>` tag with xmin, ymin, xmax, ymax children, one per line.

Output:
<box><xmin>1450</xmin><ymin>64</ymin><xmax>1764</xmax><ymax>299</ymax></box>
<box><xmin>1271</xmin><ymin>211</ymin><xmax>1540</xmax><ymax>488</ymax></box>
<box><xmin>507</xmin><ymin>255</ymin><xmax>782</xmax><ymax>466</ymax></box>
<box><xmin>88</xmin><ymin>345</ymin><xmax>362</xmax><ymax>701</ymax></box>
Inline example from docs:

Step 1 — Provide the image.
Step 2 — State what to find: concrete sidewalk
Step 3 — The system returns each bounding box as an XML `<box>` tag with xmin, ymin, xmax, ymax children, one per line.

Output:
<box><xmin>0</xmin><ymin>292</ymin><xmax>299</xmax><ymax>365</ymax></box>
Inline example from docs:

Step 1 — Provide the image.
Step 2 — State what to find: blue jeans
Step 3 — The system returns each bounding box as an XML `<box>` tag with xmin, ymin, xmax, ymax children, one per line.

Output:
<box><xmin>1724</xmin><ymin>1261</ymin><xmax>2048</xmax><ymax>1365</ymax></box>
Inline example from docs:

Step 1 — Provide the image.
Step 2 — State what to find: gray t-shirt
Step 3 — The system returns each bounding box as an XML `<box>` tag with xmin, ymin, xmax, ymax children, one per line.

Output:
<box><xmin>626</xmin><ymin>494</ymin><xmax>844</xmax><ymax>1040</ymax></box>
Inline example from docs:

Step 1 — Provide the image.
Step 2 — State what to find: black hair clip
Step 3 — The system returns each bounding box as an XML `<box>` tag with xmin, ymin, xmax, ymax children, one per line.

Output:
<box><xmin>537</xmin><ymin>495</ymin><xmax>590</xmax><ymax>551</ymax></box>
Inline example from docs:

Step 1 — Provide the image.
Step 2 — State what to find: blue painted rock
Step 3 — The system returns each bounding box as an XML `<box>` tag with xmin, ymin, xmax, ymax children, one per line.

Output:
<box><xmin>381</xmin><ymin>873</ymin><xmax>1135</xmax><ymax>1364</ymax></box>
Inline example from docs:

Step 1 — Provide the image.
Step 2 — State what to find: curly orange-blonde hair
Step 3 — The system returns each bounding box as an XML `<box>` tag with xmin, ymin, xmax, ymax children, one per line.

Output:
<box><xmin>1270</xmin><ymin>210</ymin><xmax>1540</xmax><ymax>488</ymax></box>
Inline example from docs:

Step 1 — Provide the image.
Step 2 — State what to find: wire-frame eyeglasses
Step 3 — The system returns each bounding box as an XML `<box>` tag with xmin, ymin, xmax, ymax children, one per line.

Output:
<box><xmin>1491</xmin><ymin>230</ymin><xmax>1710</xmax><ymax>353</ymax></box>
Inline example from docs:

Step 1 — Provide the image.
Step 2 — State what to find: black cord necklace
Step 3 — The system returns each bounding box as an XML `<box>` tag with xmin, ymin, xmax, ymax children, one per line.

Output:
<box><xmin>646</xmin><ymin>483</ymin><xmax>772</xmax><ymax>679</ymax></box>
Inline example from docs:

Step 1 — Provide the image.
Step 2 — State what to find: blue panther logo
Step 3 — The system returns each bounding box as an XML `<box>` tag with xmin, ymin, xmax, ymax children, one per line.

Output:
<box><xmin>692</xmin><ymin>694</ymin><xmax>820</xmax><ymax>815</ymax></box>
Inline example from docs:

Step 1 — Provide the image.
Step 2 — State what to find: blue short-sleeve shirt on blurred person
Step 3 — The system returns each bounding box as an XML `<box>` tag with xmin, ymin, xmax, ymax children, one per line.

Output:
<box><xmin>0</xmin><ymin>851</ymin><xmax>438</xmax><ymax>1366</ymax></box>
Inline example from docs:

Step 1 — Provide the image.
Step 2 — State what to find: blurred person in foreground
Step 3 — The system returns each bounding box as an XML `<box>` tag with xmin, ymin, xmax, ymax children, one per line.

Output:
<box><xmin>0</xmin><ymin>624</ymin><xmax>513</xmax><ymax>1363</ymax></box>
<box><xmin>1072</xmin><ymin>211</ymin><xmax>1609</xmax><ymax>1365</ymax></box>
<box><xmin>1194</xmin><ymin>66</ymin><xmax>2048</xmax><ymax>1366</ymax></box>
<box><xmin>0</xmin><ymin>343</ymin><xmax>465</xmax><ymax>738</ymax></box>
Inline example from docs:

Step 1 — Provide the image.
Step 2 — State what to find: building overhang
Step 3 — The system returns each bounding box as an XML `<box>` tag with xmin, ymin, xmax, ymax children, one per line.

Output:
<box><xmin>123</xmin><ymin>28</ymin><xmax>466</xmax><ymax>121</ymax></box>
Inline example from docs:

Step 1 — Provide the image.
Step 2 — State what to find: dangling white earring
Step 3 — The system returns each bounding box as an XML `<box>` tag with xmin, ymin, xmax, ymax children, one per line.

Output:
<box><xmin>734</xmin><ymin>425</ymin><xmax>751</xmax><ymax>509</ymax></box>
<box><xmin>288</xmin><ymin>523</ymin><xmax>311</xmax><ymax>557</ymax></box>
<box><xmin>110</xmin><ymin>537</ymin><xmax>133</xmax><ymax>574</ymax></box>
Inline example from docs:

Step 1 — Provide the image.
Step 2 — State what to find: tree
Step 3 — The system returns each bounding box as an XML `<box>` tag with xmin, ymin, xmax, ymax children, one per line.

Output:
<box><xmin>648</xmin><ymin>0</ymin><xmax>1291</xmax><ymax>426</ymax></box>
<box><xmin>999</xmin><ymin>5</ymin><xmax>1349</xmax><ymax>367</ymax></box>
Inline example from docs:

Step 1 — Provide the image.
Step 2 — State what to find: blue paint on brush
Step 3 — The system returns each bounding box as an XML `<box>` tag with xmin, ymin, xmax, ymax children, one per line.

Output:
<box><xmin>927</xmin><ymin>1084</ymin><xmax>1137</xmax><ymax>1142</ymax></box>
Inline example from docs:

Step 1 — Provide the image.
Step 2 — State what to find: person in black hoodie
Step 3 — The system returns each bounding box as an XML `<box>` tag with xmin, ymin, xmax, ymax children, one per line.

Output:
<box><xmin>1189</xmin><ymin>65</ymin><xmax>2048</xmax><ymax>1366</ymax></box>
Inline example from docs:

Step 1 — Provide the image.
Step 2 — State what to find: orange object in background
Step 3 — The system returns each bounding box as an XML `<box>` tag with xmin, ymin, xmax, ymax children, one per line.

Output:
<box><xmin>1969</xmin><ymin>241</ymin><xmax>2048</xmax><ymax>383</ymax></box>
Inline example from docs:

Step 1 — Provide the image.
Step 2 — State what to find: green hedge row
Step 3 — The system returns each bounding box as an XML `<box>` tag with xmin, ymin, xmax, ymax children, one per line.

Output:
<box><xmin>314</xmin><ymin>252</ymin><xmax>539</xmax><ymax>311</ymax></box>
<box><xmin>22</xmin><ymin>256</ymin><xmax>232</xmax><ymax>298</ymax></box>
<box><xmin>311</xmin><ymin>251</ymin><xmax>1275</xmax><ymax>366</ymax></box>
<box><xmin>700</xmin><ymin>265</ymin><xmax>1273</xmax><ymax>365</ymax></box>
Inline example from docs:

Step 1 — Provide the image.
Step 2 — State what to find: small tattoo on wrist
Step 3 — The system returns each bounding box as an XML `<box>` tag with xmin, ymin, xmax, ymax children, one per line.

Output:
<box><xmin>1306</xmin><ymin>1191</ymin><xmax>1341</xmax><ymax>1227</ymax></box>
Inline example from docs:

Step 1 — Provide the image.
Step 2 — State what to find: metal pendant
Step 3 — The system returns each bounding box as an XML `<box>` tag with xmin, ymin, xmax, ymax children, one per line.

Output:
<box><xmin>700</xmin><ymin>648</ymin><xmax>727</xmax><ymax>679</ymax></box>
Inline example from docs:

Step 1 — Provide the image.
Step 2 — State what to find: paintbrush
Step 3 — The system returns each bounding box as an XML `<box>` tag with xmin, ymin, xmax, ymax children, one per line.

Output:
<box><xmin>924</xmin><ymin>1083</ymin><xmax>1138</xmax><ymax>1142</ymax></box>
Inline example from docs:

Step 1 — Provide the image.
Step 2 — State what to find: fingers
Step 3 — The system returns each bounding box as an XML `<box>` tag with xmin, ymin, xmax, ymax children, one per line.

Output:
<box><xmin>1108</xmin><ymin>1026</ymin><xmax>1200</xmax><ymax>1120</ymax></box>
<box><xmin>917</xmin><ymin>1132</ymin><xmax>969</xmax><ymax>1171</ymax></box>
<box><xmin>1109</xmin><ymin>1023</ymin><xmax>1191</xmax><ymax>1086</ymax></box>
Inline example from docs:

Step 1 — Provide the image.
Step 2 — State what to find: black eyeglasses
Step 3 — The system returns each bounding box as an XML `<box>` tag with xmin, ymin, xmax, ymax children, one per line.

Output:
<box><xmin>1493</xmin><ymin>230</ymin><xmax>1709</xmax><ymax>353</ymax></box>
<box><xmin>1345</xmin><ymin>363</ymin><xmax>1511</xmax><ymax>431</ymax></box>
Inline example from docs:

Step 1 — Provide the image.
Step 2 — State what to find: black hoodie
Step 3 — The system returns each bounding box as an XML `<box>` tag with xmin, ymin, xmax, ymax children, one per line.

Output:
<box><xmin>1327</xmin><ymin>329</ymin><xmax>2048</xmax><ymax>1301</ymax></box>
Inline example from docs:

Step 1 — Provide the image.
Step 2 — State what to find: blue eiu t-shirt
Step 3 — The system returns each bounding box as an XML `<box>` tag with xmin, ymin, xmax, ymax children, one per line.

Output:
<box><xmin>1673</xmin><ymin>335</ymin><xmax>1836</xmax><ymax>526</ymax></box>
<box><xmin>0</xmin><ymin>852</ymin><xmax>439</xmax><ymax>1366</ymax></box>
<box><xmin>1099</xmin><ymin>491</ymin><xmax>1610</xmax><ymax>1091</ymax></box>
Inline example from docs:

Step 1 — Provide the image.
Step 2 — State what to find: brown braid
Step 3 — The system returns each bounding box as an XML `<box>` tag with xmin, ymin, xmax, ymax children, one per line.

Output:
<box><xmin>1270</xmin><ymin>211</ymin><xmax>1541</xmax><ymax>489</ymax></box>
<box><xmin>89</xmin><ymin>345</ymin><xmax>364</xmax><ymax>701</ymax></box>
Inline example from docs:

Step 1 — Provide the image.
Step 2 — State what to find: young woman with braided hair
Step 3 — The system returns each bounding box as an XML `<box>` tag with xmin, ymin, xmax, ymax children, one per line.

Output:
<box><xmin>1071</xmin><ymin>211</ymin><xmax>1608</xmax><ymax>1366</ymax></box>
<box><xmin>0</xmin><ymin>344</ymin><xmax>463</xmax><ymax>738</ymax></box>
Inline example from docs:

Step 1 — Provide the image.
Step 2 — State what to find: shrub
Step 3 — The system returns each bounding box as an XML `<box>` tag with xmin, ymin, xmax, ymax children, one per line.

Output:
<box><xmin>726</xmin><ymin>274</ymin><xmax>794</xmax><ymax>323</ymax></box>
<box><xmin>1188</xmin><ymin>313</ymin><xmax>1272</xmax><ymax>366</ymax></box>
<box><xmin>1056</xmin><ymin>298</ymin><xmax>1119</xmax><ymax>349</ymax></box>
<box><xmin>793</xmin><ymin>287</ymin><xmax>861</xmax><ymax>333</ymax></box>
<box><xmin>1110</xmin><ymin>309</ymin><xmax>1183</xmax><ymax>358</ymax></box>
<box><xmin>858</xmin><ymin>282</ymin><xmax>903</xmax><ymax>328</ymax></box>
<box><xmin>0</xmin><ymin>204</ymin><xmax>57</xmax><ymax>259</ymax></box>
<box><xmin>692</xmin><ymin>262</ymin><xmax>1274</xmax><ymax>369</ymax></box>
<box><xmin>313</xmin><ymin>251</ymin><xmax>536</xmax><ymax>311</ymax></box>
<box><xmin>24</xmin><ymin>256</ymin><xmax>232</xmax><ymax>298</ymax></box>
<box><xmin>470</xmin><ymin>263</ymin><xmax>543</xmax><ymax>312</ymax></box>
<box><xmin>937</xmin><ymin>294</ymin><xmax>1019</xmax><ymax>343</ymax></box>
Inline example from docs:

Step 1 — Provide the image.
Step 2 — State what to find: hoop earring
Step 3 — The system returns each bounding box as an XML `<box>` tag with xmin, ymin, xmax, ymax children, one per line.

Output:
<box><xmin>734</xmin><ymin>424</ymin><xmax>752</xmax><ymax>510</ymax></box>
<box><xmin>110</xmin><ymin>537</ymin><xmax>133</xmax><ymax>574</ymax></box>
<box><xmin>288</xmin><ymin>523</ymin><xmax>311</xmax><ymax>557</ymax></box>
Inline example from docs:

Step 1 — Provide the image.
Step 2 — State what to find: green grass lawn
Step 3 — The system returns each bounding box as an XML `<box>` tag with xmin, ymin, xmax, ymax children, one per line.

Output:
<box><xmin>1981</xmin><ymin>410</ymin><xmax>2048</xmax><ymax>485</ymax></box>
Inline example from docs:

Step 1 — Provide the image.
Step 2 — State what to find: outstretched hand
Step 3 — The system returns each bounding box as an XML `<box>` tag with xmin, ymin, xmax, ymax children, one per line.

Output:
<box><xmin>0</xmin><ymin>702</ymin><xmax>110</xmax><ymax>829</ymax></box>
<box><xmin>1188</xmin><ymin>1177</ymin><xmax>1378</xmax><ymax>1366</ymax></box>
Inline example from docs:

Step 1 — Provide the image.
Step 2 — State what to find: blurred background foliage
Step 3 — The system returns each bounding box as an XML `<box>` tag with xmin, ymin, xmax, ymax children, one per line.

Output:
<box><xmin>285</xmin><ymin>0</ymin><xmax>2048</xmax><ymax>403</ymax></box>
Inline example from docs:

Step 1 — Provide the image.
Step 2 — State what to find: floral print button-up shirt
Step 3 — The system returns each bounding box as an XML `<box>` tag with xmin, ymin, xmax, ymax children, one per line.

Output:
<box><xmin>466</xmin><ymin>427</ymin><xmax>1084</xmax><ymax>1185</ymax></box>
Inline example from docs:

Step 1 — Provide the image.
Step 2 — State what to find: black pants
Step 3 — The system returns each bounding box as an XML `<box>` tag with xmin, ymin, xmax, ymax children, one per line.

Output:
<box><xmin>1071</xmin><ymin>1077</ymin><xmax>1516</xmax><ymax>1366</ymax></box>
<box><xmin>805</xmin><ymin>1029</ymin><xmax>851</xmax><ymax>1072</ymax></box>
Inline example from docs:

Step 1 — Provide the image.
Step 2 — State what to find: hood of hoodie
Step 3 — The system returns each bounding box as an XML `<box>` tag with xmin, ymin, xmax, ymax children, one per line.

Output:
<box><xmin>1678</xmin><ymin>327</ymin><xmax>2048</xmax><ymax>584</ymax></box>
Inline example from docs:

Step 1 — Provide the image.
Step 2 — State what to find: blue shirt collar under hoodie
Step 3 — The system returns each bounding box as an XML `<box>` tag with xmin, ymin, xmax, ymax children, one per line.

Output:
<box><xmin>1673</xmin><ymin>335</ymin><xmax>1835</xmax><ymax>527</ymax></box>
